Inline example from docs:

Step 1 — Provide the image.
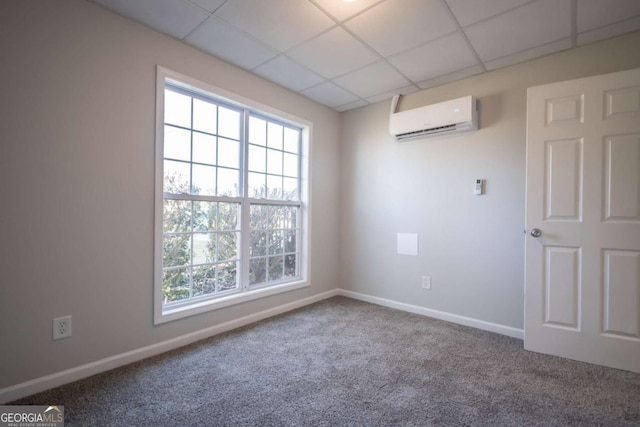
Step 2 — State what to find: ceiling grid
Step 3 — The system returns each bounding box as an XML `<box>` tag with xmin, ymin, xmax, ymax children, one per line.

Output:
<box><xmin>90</xmin><ymin>0</ymin><xmax>640</xmax><ymax>111</ymax></box>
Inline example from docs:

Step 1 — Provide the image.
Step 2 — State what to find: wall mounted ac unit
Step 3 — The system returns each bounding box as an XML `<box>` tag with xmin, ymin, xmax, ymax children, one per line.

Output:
<box><xmin>389</xmin><ymin>95</ymin><xmax>478</xmax><ymax>141</ymax></box>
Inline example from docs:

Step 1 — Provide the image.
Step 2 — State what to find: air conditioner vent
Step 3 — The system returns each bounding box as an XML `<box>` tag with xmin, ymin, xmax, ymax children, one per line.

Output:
<box><xmin>396</xmin><ymin>123</ymin><xmax>457</xmax><ymax>139</ymax></box>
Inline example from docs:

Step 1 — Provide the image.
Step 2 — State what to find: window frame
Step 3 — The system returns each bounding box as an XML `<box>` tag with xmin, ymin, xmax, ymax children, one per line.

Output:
<box><xmin>154</xmin><ymin>66</ymin><xmax>311</xmax><ymax>325</ymax></box>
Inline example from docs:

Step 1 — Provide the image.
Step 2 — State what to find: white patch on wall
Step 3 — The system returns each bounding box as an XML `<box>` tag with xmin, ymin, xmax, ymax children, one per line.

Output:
<box><xmin>397</xmin><ymin>233</ymin><xmax>418</xmax><ymax>256</ymax></box>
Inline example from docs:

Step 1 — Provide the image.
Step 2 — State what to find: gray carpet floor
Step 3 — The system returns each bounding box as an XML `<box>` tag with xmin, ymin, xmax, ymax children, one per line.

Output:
<box><xmin>13</xmin><ymin>296</ymin><xmax>640</xmax><ymax>426</ymax></box>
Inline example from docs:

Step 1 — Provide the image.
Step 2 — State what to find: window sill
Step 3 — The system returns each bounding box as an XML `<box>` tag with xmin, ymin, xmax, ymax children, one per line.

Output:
<box><xmin>155</xmin><ymin>280</ymin><xmax>309</xmax><ymax>324</ymax></box>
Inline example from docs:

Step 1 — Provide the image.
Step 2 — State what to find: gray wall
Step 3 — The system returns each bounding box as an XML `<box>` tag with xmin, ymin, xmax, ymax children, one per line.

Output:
<box><xmin>0</xmin><ymin>0</ymin><xmax>341</xmax><ymax>389</ymax></box>
<box><xmin>339</xmin><ymin>31</ymin><xmax>640</xmax><ymax>330</ymax></box>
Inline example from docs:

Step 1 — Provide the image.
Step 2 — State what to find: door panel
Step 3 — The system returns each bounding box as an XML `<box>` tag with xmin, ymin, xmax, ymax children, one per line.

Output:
<box><xmin>604</xmin><ymin>86</ymin><xmax>640</xmax><ymax>119</ymax></box>
<box><xmin>525</xmin><ymin>68</ymin><xmax>640</xmax><ymax>372</ymax></box>
<box><xmin>545</xmin><ymin>94</ymin><xmax>584</xmax><ymax>125</ymax></box>
<box><xmin>602</xmin><ymin>250</ymin><xmax>640</xmax><ymax>338</ymax></box>
<box><xmin>544</xmin><ymin>246</ymin><xmax>581</xmax><ymax>329</ymax></box>
<box><xmin>544</xmin><ymin>138</ymin><xmax>583</xmax><ymax>221</ymax></box>
<box><xmin>603</xmin><ymin>134</ymin><xmax>640</xmax><ymax>221</ymax></box>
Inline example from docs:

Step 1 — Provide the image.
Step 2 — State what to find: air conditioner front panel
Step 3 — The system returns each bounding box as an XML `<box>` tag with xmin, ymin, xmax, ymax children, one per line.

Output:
<box><xmin>389</xmin><ymin>95</ymin><xmax>478</xmax><ymax>141</ymax></box>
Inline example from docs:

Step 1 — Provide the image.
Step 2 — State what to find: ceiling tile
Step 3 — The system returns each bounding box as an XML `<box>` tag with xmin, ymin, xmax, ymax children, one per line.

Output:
<box><xmin>215</xmin><ymin>0</ymin><xmax>335</xmax><ymax>52</ymax></box>
<box><xmin>577</xmin><ymin>15</ymin><xmax>640</xmax><ymax>45</ymax></box>
<box><xmin>345</xmin><ymin>0</ymin><xmax>457</xmax><ymax>56</ymax></box>
<box><xmin>186</xmin><ymin>17</ymin><xmax>278</xmax><ymax>70</ymax></box>
<box><xmin>333</xmin><ymin>61</ymin><xmax>411</xmax><ymax>98</ymax></box>
<box><xmin>335</xmin><ymin>100</ymin><xmax>370</xmax><ymax>112</ymax></box>
<box><xmin>94</xmin><ymin>0</ymin><xmax>209</xmax><ymax>39</ymax></box>
<box><xmin>417</xmin><ymin>64</ymin><xmax>484</xmax><ymax>90</ymax></box>
<box><xmin>577</xmin><ymin>0</ymin><xmax>640</xmax><ymax>32</ymax></box>
<box><xmin>253</xmin><ymin>55</ymin><xmax>325</xmax><ymax>92</ymax></box>
<box><xmin>484</xmin><ymin>38</ymin><xmax>571</xmax><ymax>70</ymax></box>
<box><xmin>186</xmin><ymin>0</ymin><xmax>225</xmax><ymax>13</ymax></box>
<box><xmin>301</xmin><ymin>82</ymin><xmax>359</xmax><ymax>108</ymax></box>
<box><xmin>446</xmin><ymin>0</ymin><xmax>531</xmax><ymax>27</ymax></box>
<box><xmin>366</xmin><ymin>84</ymin><xmax>419</xmax><ymax>104</ymax></box>
<box><xmin>287</xmin><ymin>27</ymin><xmax>379</xmax><ymax>78</ymax></box>
<box><xmin>389</xmin><ymin>32</ymin><xmax>478</xmax><ymax>83</ymax></box>
<box><xmin>465</xmin><ymin>0</ymin><xmax>571</xmax><ymax>61</ymax></box>
<box><xmin>312</xmin><ymin>0</ymin><xmax>384</xmax><ymax>22</ymax></box>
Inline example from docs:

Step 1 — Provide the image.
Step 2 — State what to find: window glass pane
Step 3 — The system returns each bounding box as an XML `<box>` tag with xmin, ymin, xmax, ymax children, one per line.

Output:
<box><xmin>284</xmin><ymin>230</ymin><xmax>296</xmax><ymax>253</ymax></box>
<box><xmin>250</xmin><ymin>258</ymin><xmax>266</xmax><ymax>285</ymax></box>
<box><xmin>283</xmin><ymin>127</ymin><xmax>299</xmax><ymax>154</ymax></box>
<box><xmin>285</xmin><ymin>206</ymin><xmax>297</xmax><ymax>229</ymax></box>
<box><xmin>163</xmin><ymin>234</ymin><xmax>191</xmax><ymax>268</ymax></box>
<box><xmin>267</xmin><ymin>175</ymin><xmax>282</xmax><ymax>200</ymax></box>
<box><xmin>250</xmin><ymin>204</ymin><xmax>267</xmax><ymax>229</ymax></box>
<box><xmin>218</xmin><ymin>138</ymin><xmax>239</xmax><ymax>169</ymax></box>
<box><xmin>218</xmin><ymin>203</ymin><xmax>238</xmax><ymax>230</ymax></box>
<box><xmin>248</xmin><ymin>145</ymin><xmax>266</xmax><ymax>173</ymax></box>
<box><xmin>284</xmin><ymin>254</ymin><xmax>297</xmax><ymax>278</ymax></box>
<box><xmin>193</xmin><ymin>233</ymin><xmax>215</xmax><ymax>265</ymax></box>
<box><xmin>250</xmin><ymin>231</ymin><xmax>267</xmax><ymax>257</ymax></box>
<box><xmin>248</xmin><ymin>172</ymin><xmax>266</xmax><ymax>198</ymax></box>
<box><xmin>268</xmin><ymin>230</ymin><xmax>282</xmax><ymax>255</ymax></box>
<box><xmin>283</xmin><ymin>153</ymin><xmax>298</xmax><ymax>177</ymax></box>
<box><xmin>218</xmin><ymin>107</ymin><xmax>240</xmax><ymax>140</ymax></box>
<box><xmin>193</xmin><ymin>98</ymin><xmax>216</xmax><ymax>134</ymax></box>
<box><xmin>283</xmin><ymin>177</ymin><xmax>298</xmax><ymax>201</ymax></box>
<box><xmin>163</xmin><ymin>268</ymin><xmax>190</xmax><ymax>302</ymax></box>
<box><xmin>165</xmin><ymin>90</ymin><xmax>191</xmax><ymax>128</ymax></box>
<box><xmin>191</xmin><ymin>164</ymin><xmax>216</xmax><ymax>196</ymax></box>
<box><xmin>192</xmin><ymin>132</ymin><xmax>216</xmax><ymax>165</ymax></box>
<box><xmin>218</xmin><ymin>232</ymin><xmax>237</xmax><ymax>261</ymax></box>
<box><xmin>218</xmin><ymin>261</ymin><xmax>238</xmax><ymax>292</ymax></box>
<box><xmin>249</xmin><ymin>116</ymin><xmax>266</xmax><ymax>146</ymax></box>
<box><xmin>163</xmin><ymin>200</ymin><xmax>191</xmax><ymax>233</ymax></box>
<box><xmin>217</xmin><ymin>168</ymin><xmax>239</xmax><ymax>197</ymax></box>
<box><xmin>267</xmin><ymin>122</ymin><xmax>283</xmax><ymax>150</ymax></box>
<box><xmin>164</xmin><ymin>160</ymin><xmax>190</xmax><ymax>194</ymax></box>
<box><xmin>267</xmin><ymin>149</ymin><xmax>283</xmax><ymax>175</ymax></box>
<box><xmin>192</xmin><ymin>265</ymin><xmax>216</xmax><ymax>297</ymax></box>
<box><xmin>193</xmin><ymin>201</ymin><xmax>216</xmax><ymax>232</ymax></box>
<box><xmin>164</xmin><ymin>126</ymin><xmax>191</xmax><ymax>161</ymax></box>
<box><xmin>268</xmin><ymin>205</ymin><xmax>285</xmax><ymax>229</ymax></box>
<box><xmin>268</xmin><ymin>256</ymin><xmax>284</xmax><ymax>281</ymax></box>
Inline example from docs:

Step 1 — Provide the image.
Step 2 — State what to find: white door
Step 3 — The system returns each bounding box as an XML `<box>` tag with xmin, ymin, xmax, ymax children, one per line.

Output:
<box><xmin>525</xmin><ymin>68</ymin><xmax>640</xmax><ymax>372</ymax></box>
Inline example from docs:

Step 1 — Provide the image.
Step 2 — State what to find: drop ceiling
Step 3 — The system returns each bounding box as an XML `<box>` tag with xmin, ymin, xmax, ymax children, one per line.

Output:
<box><xmin>90</xmin><ymin>0</ymin><xmax>640</xmax><ymax>111</ymax></box>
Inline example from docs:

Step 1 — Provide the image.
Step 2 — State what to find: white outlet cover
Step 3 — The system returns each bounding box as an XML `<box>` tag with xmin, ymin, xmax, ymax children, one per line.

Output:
<box><xmin>397</xmin><ymin>233</ymin><xmax>418</xmax><ymax>256</ymax></box>
<box><xmin>53</xmin><ymin>315</ymin><xmax>72</xmax><ymax>340</ymax></box>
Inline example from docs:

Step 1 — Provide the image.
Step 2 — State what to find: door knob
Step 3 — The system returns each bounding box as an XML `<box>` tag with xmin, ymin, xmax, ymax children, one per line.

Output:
<box><xmin>530</xmin><ymin>228</ymin><xmax>542</xmax><ymax>238</ymax></box>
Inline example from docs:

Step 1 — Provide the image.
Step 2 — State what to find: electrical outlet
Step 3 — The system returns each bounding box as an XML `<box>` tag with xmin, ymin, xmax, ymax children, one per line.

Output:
<box><xmin>53</xmin><ymin>315</ymin><xmax>72</xmax><ymax>340</ymax></box>
<box><xmin>421</xmin><ymin>276</ymin><xmax>431</xmax><ymax>290</ymax></box>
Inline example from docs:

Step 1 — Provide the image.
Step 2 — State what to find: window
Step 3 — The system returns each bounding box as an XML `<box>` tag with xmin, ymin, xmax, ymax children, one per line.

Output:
<box><xmin>154</xmin><ymin>67</ymin><xmax>309</xmax><ymax>324</ymax></box>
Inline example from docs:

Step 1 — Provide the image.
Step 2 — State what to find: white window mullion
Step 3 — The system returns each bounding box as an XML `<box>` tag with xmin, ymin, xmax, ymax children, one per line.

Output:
<box><xmin>215</xmin><ymin>103</ymin><xmax>221</xmax><ymax>197</ymax></box>
<box><xmin>240</xmin><ymin>200</ymin><xmax>251</xmax><ymax>291</ymax></box>
<box><xmin>240</xmin><ymin>110</ymin><xmax>248</xmax><ymax>198</ymax></box>
<box><xmin>188</xmin><ymin>97</ymin><xmax>195</xmax><ymax>300</ymax></box>
<box><xmin>240</xmin><ymin>109</ymin><xmax>251</xmax><ymax>291</ymax></box>
<box><xmin>245</xmin><ymin>198</ymin><xmax>301</xmax><ymax>207</ymax></box>
<box><xmin>295</xmin><ymin>129</ymin><xmax>302</xmax><ymax>279</ymax></box>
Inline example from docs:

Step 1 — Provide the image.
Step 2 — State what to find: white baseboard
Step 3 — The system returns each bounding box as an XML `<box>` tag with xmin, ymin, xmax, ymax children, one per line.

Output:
<box><xmin>0</xmin><ymin>289</ymin><xmax>339</xmax><ymax>404</ymax></box>
<box><xmin>336</xmin><ymin>289</ymin><xmax>524</xmax><ymax>340</ymax></box>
